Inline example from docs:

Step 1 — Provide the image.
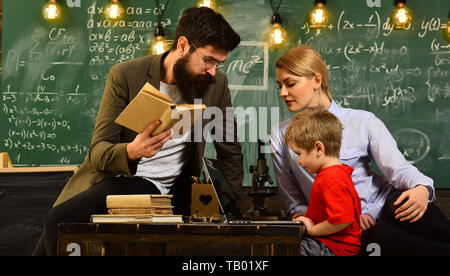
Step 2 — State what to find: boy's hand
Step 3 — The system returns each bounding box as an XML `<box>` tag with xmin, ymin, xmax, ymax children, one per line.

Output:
<box><xmin>294</xmin><ymin>216</ymin><xmax>351</xmax><ymax>236</ymax></box>
<box><xmin>293</xmin><ymin>216</ymin><xmax>315</xmax><ymax>233</ymax></box>
<box><xmin>360</xmin><ymin>214</ymin><xmax>375</xmax><ymax>230</ymax></box>
<box><xmin>291</xmin><ymin>213</ymin><xmax>306</xmax><ymax>221</ymax></box>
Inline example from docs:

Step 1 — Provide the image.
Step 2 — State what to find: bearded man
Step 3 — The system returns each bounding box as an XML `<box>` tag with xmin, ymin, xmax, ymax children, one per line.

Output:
<box><xmin>34</xmin><ymin>7</ymin><xmax>243</xmax><ymax>256</ymax></box>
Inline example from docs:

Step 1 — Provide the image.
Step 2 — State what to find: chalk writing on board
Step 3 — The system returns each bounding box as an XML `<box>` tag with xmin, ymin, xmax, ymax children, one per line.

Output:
<box><xmin>1</xmin><ymin>1</ymin><xmax>176</xmax><ymax>166</ymax></box>
<box><xmin>309</xmin><ymin>40</ymin><xmax>408</xmax><ymax>63</ymax></box>
<box><xmin>426</xmin><ymin>66</ymin><xmax>450</xmax><ymax>103</ymax></box>
<box><xmin>434</xmin><ymin>108</ymin><xmax>450</xmax><ymax>124</ymax></box>
<box><xmin>226</xmin><ymin>41</ymin><xmax>269</xmax><ymax>91</ymax></box>
<box><xmin>393</xmin><ymin>128</ymin><xmax>431</xmax><ymax>164</ymax></box>
<box><xmin>418</xmin><ymin>17</ymin><xmax>447</xmax><ymax>38</ymax></box>
<box><xmin>295</xmin><ymin>3</ymin><xmax>448</xmax><ymax>184</ymax></box>
<box><xmin>337</xmin><ymin>11</ymin><xmax>382</xmax><ymax>38</ymax></box>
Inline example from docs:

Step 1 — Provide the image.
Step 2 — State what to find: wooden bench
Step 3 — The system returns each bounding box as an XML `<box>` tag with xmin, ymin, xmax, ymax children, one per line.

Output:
<box><xmin>57</xmin><ymin>223</ymin><xmax>305</xmax><ymax>256</ymax></box>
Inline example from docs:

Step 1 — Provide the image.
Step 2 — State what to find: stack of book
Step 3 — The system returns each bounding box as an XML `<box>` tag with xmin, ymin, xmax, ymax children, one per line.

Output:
<box><xmin>91</xmin><ymin>194</ymin><xmax>183</xmax><ymax>224</ymax></box>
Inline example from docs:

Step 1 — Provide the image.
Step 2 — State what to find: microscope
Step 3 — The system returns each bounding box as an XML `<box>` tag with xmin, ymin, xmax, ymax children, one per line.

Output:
<box><xmin>247</xmin><ymin>139</ymin><xmax>279</xmax><ymax>219</ymax></box>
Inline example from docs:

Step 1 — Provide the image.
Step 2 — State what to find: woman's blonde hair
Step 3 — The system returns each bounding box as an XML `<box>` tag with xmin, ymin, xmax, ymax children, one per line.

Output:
<box><xmin>276</xmin><ymin>46</ymin><xmax>332</xmax><ymax>101</ymax></box>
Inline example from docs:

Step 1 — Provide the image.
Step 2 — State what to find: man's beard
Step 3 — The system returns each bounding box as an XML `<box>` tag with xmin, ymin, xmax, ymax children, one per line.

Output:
<box><xmin>173</xmin><ymin>53</ymin><xmax>215</xmax><ymax>104</ymax></box>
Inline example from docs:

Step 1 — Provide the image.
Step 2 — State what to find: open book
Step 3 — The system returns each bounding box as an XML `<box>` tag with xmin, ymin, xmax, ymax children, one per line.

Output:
<box><xmin>115</xmin><ymin>82</ymin><xmax>207</xmax><ymax>136</ymax></box>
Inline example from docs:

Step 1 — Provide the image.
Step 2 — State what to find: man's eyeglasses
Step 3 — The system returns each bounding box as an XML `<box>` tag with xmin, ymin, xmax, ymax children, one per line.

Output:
<box><xmin>190</xmin><ymin>42</ymin><xmax>226</xmax><ymax>70</ymax></box>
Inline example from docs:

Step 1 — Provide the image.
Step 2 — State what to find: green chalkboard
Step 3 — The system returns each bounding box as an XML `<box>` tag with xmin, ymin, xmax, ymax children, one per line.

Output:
<box><xmin>1</xmin><ymin>0</ymin><xmax>449</xmax><ymax>188</ymax></box>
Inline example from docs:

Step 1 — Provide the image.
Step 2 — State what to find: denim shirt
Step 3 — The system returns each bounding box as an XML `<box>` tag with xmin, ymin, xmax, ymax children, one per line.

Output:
<box><xmin>270</xmin><ymin>100</ymin><xmax>435</xmax><ymax>221</ymax></box>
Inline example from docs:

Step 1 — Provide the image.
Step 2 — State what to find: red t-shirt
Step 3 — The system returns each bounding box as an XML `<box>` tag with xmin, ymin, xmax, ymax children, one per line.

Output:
<box><xmin>306</xmin><ymin>164</ymin><xmax>362</xmax><ymax>256</ymax></box>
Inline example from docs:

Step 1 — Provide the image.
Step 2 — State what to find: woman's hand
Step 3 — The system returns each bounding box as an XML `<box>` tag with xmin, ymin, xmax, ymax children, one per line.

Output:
<box><xmin>394</xmin><ymin>185</ymin><xmax>429</xmax><ymax>223</ymax></box>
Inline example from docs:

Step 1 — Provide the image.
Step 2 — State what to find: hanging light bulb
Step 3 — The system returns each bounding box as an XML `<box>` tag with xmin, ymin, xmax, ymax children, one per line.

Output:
<box><xmin>105</xmin><ymin>0</ymin><xmax>124</xmax><ymax>20</ymax></box>
<box><xmin>309</xmin><ymin>0</ymin><xmax>328</xmax><ymax>28</ymax></box>
<box><xmin>42</xmin><ymin>0</ymin><xmax>62</xmax><ymax>21</ymax></box>
<box><xmin>268</xmin><ymin>13</ymin><xmax>287</xmax><ymax>46</ymax></box>
<box><xmin>446</xmin><ymin>11</ymin><xmax>450</xmax><ymax>43</ymax></box>
<box><xmin>198</xmin><ymin>0</ymin><xmax>216</xmax><ymax>10</ymax></box>
<box><xmin>392</xmin><ymin>0</ymin><xmax>412</xmax><ymax>29</ymax></box>
<box><xmin>151</xmin><ymin>25</ymin><xmax>169</xmax><ymax>55</ymax></box>
<box><xmin>152</xmin><ymin>36</ymin><xmax>168</xmax><ymax>55</ymax></box>
<box><xmin>270</xmin><ymin>23</ymin><xmax>287</xmax><ymax>45</ymax></box>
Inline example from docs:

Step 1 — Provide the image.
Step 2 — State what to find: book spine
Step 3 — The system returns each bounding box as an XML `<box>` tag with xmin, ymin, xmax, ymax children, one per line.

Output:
<box><xmin>106</xmin><ymin>195</ymin><xmax>152</xmax><ymax>208</ymax></box>
<box><xmin>108</xmin><ymin>208</ymin><xmax>173</xmax><ymax>215</ymax></box>
<box><xmin>106</xmin><ymin>195</ymin><xmax>173</xmax><ymax>209</ymax></box>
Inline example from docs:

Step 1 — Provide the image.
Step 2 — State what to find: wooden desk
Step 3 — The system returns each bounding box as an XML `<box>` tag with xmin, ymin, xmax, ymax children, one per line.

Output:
<box><xmin>57</xmin><ymin>223</ymin><xmax>305</xmax><ymax>256</ymax></box>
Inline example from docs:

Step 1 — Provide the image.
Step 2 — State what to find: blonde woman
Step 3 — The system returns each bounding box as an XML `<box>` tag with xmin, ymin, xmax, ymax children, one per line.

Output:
<box><xmin>270</xmin><ymin>46</ymin><xmax>450</xmax><ymax>255</ymax></box>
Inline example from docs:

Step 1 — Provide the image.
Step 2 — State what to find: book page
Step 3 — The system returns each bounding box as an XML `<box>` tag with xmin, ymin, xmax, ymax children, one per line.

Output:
<box><xmin>140</xmin><ymin>82</ymin><xmax>173</xmax><ymax>104</ymax></box>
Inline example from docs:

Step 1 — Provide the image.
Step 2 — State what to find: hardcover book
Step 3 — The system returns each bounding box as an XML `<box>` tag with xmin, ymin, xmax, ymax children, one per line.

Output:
<box><xmin>115</xmin><ymin>82</ymin><xmax>206</xmax><ymax>135</ymax></box>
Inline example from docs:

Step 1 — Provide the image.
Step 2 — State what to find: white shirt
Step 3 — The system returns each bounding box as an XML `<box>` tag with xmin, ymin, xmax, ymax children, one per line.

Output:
<box><xmin>134</xmin><ymin>82</ymin><xmax>191</xmax><ymax>194</ymax></box>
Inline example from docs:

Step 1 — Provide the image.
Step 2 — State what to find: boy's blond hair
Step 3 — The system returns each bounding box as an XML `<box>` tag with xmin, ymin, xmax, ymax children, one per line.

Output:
<box><xmin>284</xmin><ymin>107</ymin><xmax>343</xmax><ymax>158</ymax></box>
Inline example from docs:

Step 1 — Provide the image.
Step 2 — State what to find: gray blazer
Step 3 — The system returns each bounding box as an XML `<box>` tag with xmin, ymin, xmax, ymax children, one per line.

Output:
<box><xmin>53</xmin><ymin>52</ymin><xmax>244</xmax><ymax>208</ymax></box>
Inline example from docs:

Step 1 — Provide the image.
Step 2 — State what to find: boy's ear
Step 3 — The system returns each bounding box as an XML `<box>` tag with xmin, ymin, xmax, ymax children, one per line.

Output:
<box><xmin>315</xmin><ymin>141</ymin><xmax>325</xmax><ymax>156</ymax></box>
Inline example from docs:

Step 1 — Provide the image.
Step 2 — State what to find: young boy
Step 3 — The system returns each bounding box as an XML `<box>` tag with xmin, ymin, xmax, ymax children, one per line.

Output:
<box><xmin>283</xmin><ymin>107</ymin><xmax>362</xmax><ymax>256</ymax></box>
